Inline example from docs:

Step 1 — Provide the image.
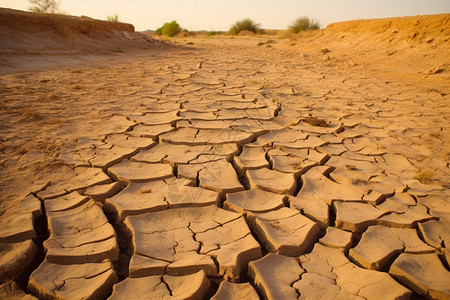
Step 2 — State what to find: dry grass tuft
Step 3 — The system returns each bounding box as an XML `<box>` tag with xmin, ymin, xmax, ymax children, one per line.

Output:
<box><xmin>414</xmin><ymin>169</ymin><xmax>435</xmax><ymax>184</ymax></box>
<box><xmin>21</xmin><ymin>109</ymin><xmax>41</xmax><ymax>121</ymax></box>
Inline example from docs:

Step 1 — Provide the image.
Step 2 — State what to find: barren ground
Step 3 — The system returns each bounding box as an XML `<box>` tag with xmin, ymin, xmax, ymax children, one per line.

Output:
<box><xmin>0</xmin><ymin>8</ymin><xmax>449</xmax><ymax>300</ymax></box>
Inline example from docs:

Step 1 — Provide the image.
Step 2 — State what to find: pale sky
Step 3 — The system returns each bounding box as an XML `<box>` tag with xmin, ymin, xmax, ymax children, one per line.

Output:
<box><xmin>1</xmin><ymin>0</ymin><xmax>449</xmax><ymax>31</ymax></box>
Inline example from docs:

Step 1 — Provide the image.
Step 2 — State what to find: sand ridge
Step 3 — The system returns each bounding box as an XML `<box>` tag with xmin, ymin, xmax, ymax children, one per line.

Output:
<box><xmin>0</xmin><ymin>9</ymin><xmax>449</xmax><ymax>300</ymax></box>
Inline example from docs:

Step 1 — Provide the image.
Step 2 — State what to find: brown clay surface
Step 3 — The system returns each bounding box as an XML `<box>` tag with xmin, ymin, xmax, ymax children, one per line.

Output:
<box><xmin>0</xmin><ymin>8</ymin><xmax>449</xmax><ymax>300</ymax></box>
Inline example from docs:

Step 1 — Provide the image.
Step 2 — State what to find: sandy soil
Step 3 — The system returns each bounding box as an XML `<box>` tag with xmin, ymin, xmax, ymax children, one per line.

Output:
<box><xmin>0</xmin><ymin>8</ymin><xmax>449</xmax><ymax>300</ymax></box>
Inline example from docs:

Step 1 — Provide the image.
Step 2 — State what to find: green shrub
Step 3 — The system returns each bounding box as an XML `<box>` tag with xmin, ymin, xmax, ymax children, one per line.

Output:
<box><xmin>229</xmin><ymin>18</ymin><xmax>261</xmax><ymax>35</ymax></box>
<box><xmin>288</xmin><ymin>17</ymin><xmax>320</xmax><ymax>33</ymax></box>
<box><xmin>107</xmin><ymin>14</ymin><xmax>119</xmax><ymax>22</ymax></box>
<box><xmin>207</xmin><ymin>31</ymin><xmax>217</xmax><ymax>36</ymax></box>
<box><xmin>156</xmin><ymin>21</ymin><xmax>182</xmax><ymax>37</ymax></box>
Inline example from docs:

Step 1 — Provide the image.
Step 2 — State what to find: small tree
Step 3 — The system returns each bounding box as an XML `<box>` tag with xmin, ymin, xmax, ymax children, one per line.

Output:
<box><xmin>107</xmin><ymin>14</ymin><xmax>119</xmax><ymax>22</ymax></box>
<box><xmin>156</xmin><ymin>21</ymin><xmax>182</xmax><ymax>37</ymax></box>
<box><xmin>28</xmin><ymin>0</ymin><xmax>61</xmax><ymax>13</ymax></box>
<box><xmin>229</xmin><ymin>18</ymin><xmax>261</xmax><ymax>35</ymax></box>
<box><xmin>288</xmin><ymin>17</ymin><xmax>320</xmax><ymax>33</ymax></box>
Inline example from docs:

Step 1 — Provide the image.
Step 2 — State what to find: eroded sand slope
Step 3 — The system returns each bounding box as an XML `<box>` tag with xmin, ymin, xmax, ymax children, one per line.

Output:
<box><xmin>0</xmin><ymin>9</ymin><xmax>449</xmax><ymax>300</ymax></box>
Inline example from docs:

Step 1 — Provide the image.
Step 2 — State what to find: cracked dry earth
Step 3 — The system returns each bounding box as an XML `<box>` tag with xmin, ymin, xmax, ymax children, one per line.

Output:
<box><xmin>0</xmin><ymin>37</ymin><xmax>449</xmax><ymax>300</ymax></box>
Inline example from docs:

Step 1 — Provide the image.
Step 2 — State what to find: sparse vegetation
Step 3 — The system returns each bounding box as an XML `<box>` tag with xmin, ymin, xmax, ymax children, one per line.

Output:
<box><xmin>28</xmin><ymin>0</ymin><xmax>61</xmax><ymax>13</ymax></box>
<box><xmin>414</xmin><ymin>169</ymin><xmax>435</xmax><ymax>184</ymax></box>
<box><xmin>229</xmin><ymin>18</ymin><xmax>261</xmax><ymax>35</ymax></box>
<box><xmin>111</xmin><ymin>47</ymin><xmax>124</xmax><ymax>53</ymax></box>
<box><xmin>107</xmin><ymin>14</ymin><xmax>119</xmax><ymax>22</ymax></box>
<box><xmin>156</xmin><ymin>21</ymin><xmax>182</xmax><ymax>37</ymax></box>
<box><xmin>288</xmin><ymin>16</ymin><xmax>320</xmax><ymax>33</ymax></box>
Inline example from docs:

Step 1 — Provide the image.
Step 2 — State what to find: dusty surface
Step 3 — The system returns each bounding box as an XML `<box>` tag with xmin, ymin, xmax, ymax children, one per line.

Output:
<box><xmin>0</xmin><ymin>8</ymin><xmax>449</xmax><ymax>300</ymax></box>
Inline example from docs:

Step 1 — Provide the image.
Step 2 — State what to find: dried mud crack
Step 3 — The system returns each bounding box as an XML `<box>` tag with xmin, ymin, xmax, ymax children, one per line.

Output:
<box><xmin>1</xmin><ymin>10</ymin><xmax>450</xmax><ymax>300</ymax></box>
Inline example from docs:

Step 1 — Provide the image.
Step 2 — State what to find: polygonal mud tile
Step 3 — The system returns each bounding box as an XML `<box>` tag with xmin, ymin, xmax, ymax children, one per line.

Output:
<box><xmin>293</xmin><ymin>120</ymin><xmax>343</xmax><ymax>134</ymax></box>
<box><xmin>59</xmin><ymin>148</ymin><xmax>96</xmax><ymax>167</ymax></box>
<box><xmin>177</xmin><ymin>118</ymin><xmax>272</xmax><ymax>133</ymax></box>
<box><xmin>108</xmin><ymin>160</ymin><xmax>173</xmax><ymax>183</ymax></box>
<box><xmin>159</xmin><ymin>128</ymin><xmax>253</xmax><ymax>146</ymax></box>
<box><xmin>248</xmin><ymin>253</ymin><xmax>304</xmax><ymax>300</ymax></box>
<box><xmin>0</xmin><ymin>195</ymin><xmax>42</xmax><ymax>243</ymax></box>
<box><xmin>392</xmin><ymin>227</ymin><xmax>436</xmax><ymax>254</ymax></box>
<box><xmin>297</xmin><ymin>166</ymin><xmax>364</xmax><ymax>204</ymax></box>
<box><xmin>28</xmin><ymin>260</ymin><xmax>118</xmax><ymax>300</ymax></box>
<box><xmin>333</xmin><ymin>202</ymin><xmax>389</xmax><ymax>232</ymax></box>
<box><xmin>132</xmin><ymin>142</ymin><xmax>239</xmax><ymax>165</ymax></box>
<box><xmin>43</xmin><ymin>191</ymin><xmax>89</xmax><ymax>213</ymax></box>
<box><xmin>14</xmin><ymin>194</ymin><xmax>43</xmax><ymax>218</ymax></box>
<box><xmin>319</xmin><ymin>227</ymin><xmax>353</xmax><ymax>250</ymax></box>
<box><xmin>417</xmin><ymin>194</ymin><xmax>450</xmax><ymax>221</ymax></box>
<box><xmin>274</xmin><ymin>136</ymin><xmax>328</xmax><ymax>149</ymax></box>
<box><xmin>390</xmin><ymin>253</ymin><xmax>450</xmax><ymax>300</ymax></box>
<box><xmin>130</xmin><ymin>111</ymin><xmax>181</xmax><ymax>125</ymax></box>
<box><xmin>335</xmin><ymin>125</ymin><xmax>368</xmax><ymax>139</ymax></box>
<box><xmin>382</xmin><ymin>153</ymin><xmax>418</xmax><ymax>176</ymax></box>
<box><xmin>343</xmin><ymin>137</ymin><xmax>383</xmax><ymax>155</ymax></box>
<box><xmin>362</xmin><ymin>177</ymin><xmax>406</xmax><ymax>203</ymax></box>
<box><xmin>44</xmin><ymin>201</ymin><xmax>119</xmax><ymax>264</ymax></box>
<box><xmin>224</xmin><ymin>188</ymin><xmax>286</xmax><ymax>214</ymax></box>
<box><xmin>176</xmin><ymin>119</ymin><xmax>226</xmax><ymax>130</ymax></box>
<box><xmin>256</xmin><ymin>127</ymin><xmax>308</xmax><ymax>146</ymax></box>
<box><xmin>89</xmin><ymin>146</ymin><xmax>140</xmax><ymax>169</ymax></box>
<box><xmin>211</xmin><ymin>281</ymin><xmax>260</xmax><ymax>300</ymax></box>
<box><xmin>0</xmin><ymin>227</ymin><xmax>28</xmax><ymax>253</ymax></box>
<box><xmin>349</xmin><ymin>225</ymin><xmax>436</xmax><ymax>271</ymax></box>
<box><xmin>84</xmin><ymin>181</ymin><xmax>121</xmax><ymax>202</ymax></box>
<box><xmin>288</xmin><ymin>196</ymin><xmax>329</xmax><ymax>227</ymax></box>
<box><xmin>105</xmin><ymin>134</ymin><xmax>157</xmax><ymax>149</ymax></box>
<box><xmin>105</xmin><ymin>177</ymin><xmax>219</xmax><ymax>220</ymax></box>
<box><xmin>198</xmin><ymin>159</ymin><xmax>245</xmax><ymax>196</ymax></box>
<box><xmin>245</xmin><ymin>168</ymin><xmax>297</xmax><ymax>195</ymax></box>
<box><xmin>327</xmin><ymin>156</ymin><xmax>383</xmax><ymax>183</ymax></box>
<box><xmin>0</xmin><ymin>281</ymin><xmax>38</xmax><ymax>300</ymax></box>
<box><xmin>215</xmin><ymin>107</ymin><xmax>275</xmax><ymax>121</ymax></box>
<box><xmin>418</xmin><ymin>219</ymin><xmax>450</xmax><ymax>250</ymax></box>
<box><xmin>349</xmin><ymin>225</ymin><xmax>404</xmax><ymax>271</ymax></box>
<box><xmin>0</xmin><ymin>240</ymin><xmax>38</xmax><ymax>281</ymax></box>
<box><xmin>179</xmin><ymin>110</ymin><xmax>217</xmax><ymax>120</ymax></box>
<box><xmin>298</xmin><ymin>244</ymin><xmax>412</xmax><ymax>300</ymax></box>
<box><xmin>196</xmin><ymin>216</ymin><xmax>262</xmax><ymax>281</ymax></box>
<box><xmin>233</xmin><ymin>146</ymin><xmax>270</xmax><ymax>176</ymax></box>
<box><xmin>95</xmin><ymin>115</ymin><xmax>136</xmax><ymax>136</ymax></box>
<box><xmin>188</xmin><ymin>154</ymin><xmax>225</xmax><ymax>164</ymax></box>
<box><xmin>318</xmin><ymin>143</ymin><xmax>347</xmax><ymax>156</ymax></box>
<box><xmin>246</xmin><ymin>207</ymin><xmax>320</xmax><ymax>256</ymax></box>
<box><xmin>269</xmin><ymin>154</ymin><xmax>318</xmax><ymax>175</ymax></box>
<box><xmin>125</xmin><ymin>206</ymin><xmax>261</xmax><ymax>281</ymax></box>
<box><xmin>128</xmin><ymin>124</ymin><xmax>174</xmax><ymax>139</ymax></box>
<box><xmin>320</xmin><ymin>133</ymin><xmax>344</xmax><ymax>144</ymax></box>
<box><xmin>294</xmin><ymin>273</ymin><xmax>357</xmax><ymax>300</ymax></box>
<box><xmin>37</xmin><ymin>167</ymin><xmax>112</xmax><ymax>200</ymax></box>
<box><xmin>108</xmin><ymin>270</ymin><xmax>210</xmax><ymax>300</ymax></box>
<box><xmin>377</xmin><ymin>198</ymin><xmax>434</xmax><ymax>228</ymax></box>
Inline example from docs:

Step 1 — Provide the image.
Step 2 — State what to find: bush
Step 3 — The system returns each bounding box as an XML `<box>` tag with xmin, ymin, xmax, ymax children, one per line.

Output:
<box><xmin>156</xmin><ymin>21</ymin><xmax>182</xmax><ymax>37</ymax></box>
<box><xmin>229</xmin><ymin>18</ymin><xmax>261</xmax><ymax>35</ymax></box>
<box><xmin>107</xmin><ymin>14</ymin><xmax>119</xmax><ymax>22</ymax></box>
<box><xmin>28</xmin><ymin>0</ymin><xmax>61</xmax><ymax>13</ymax></box>
<box><xmin>288</xmin><ymin>17</ymin><xmax>320</xmax><ymax>33</ymax></box>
